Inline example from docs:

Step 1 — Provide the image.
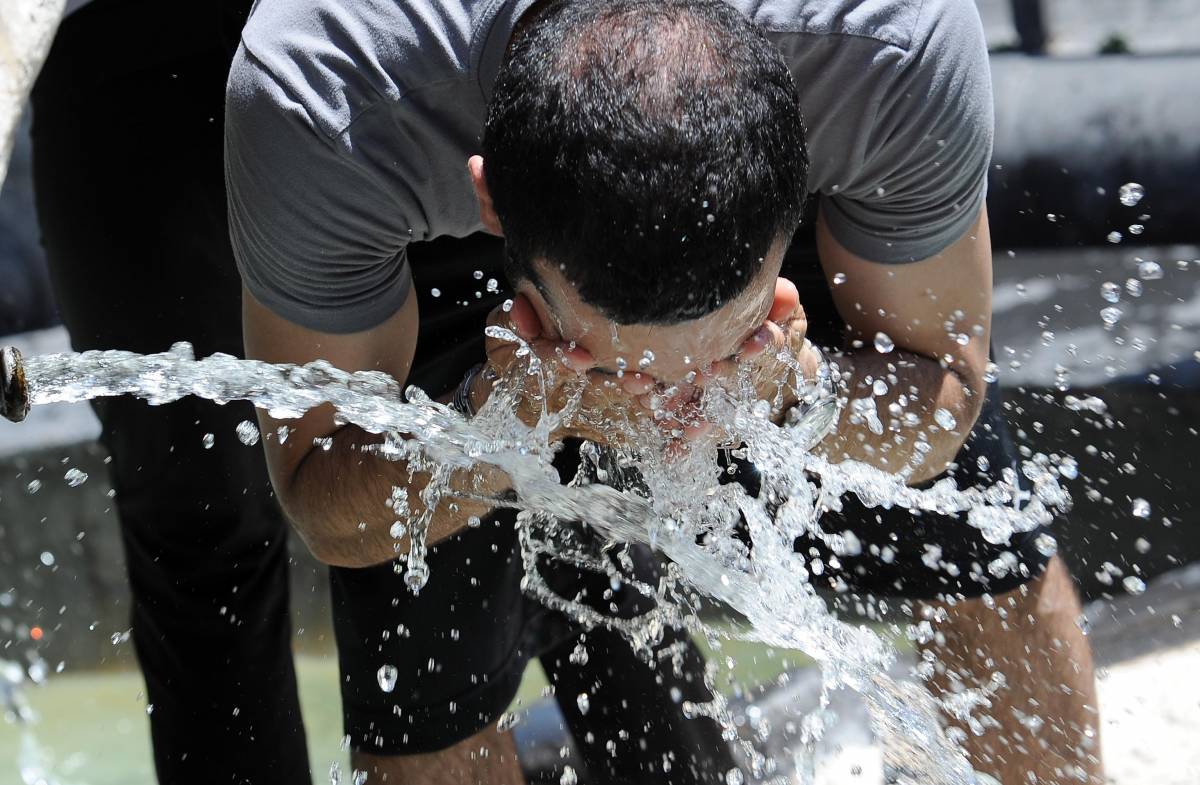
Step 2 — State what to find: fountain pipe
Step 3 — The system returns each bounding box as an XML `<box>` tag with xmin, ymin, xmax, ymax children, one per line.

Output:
<box><xmin>1</xmin><ymin>346</ymin><xmax>30</xmax><ymax>423</ymax></box>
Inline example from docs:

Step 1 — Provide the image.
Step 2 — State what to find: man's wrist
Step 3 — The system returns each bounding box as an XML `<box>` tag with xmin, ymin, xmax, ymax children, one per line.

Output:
<box><xmin>467</xmin><ymin>363</ymin><xmax>496</xmax><ymax>414</ymax></box>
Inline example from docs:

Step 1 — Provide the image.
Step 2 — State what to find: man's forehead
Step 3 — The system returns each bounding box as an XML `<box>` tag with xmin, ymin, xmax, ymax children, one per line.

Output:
<box><xmin>532</xmin><ymin>259</ymin><xmax>775</xmax><ymax>379</ymax></box>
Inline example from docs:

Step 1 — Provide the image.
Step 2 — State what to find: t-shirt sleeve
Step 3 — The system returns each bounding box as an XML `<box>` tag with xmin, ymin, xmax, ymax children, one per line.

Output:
<box><xmin>224</xmin><ymin>48</ymin><xmax>413</xmax><ymax>334</ymax></box>
<box><xmin>820</xmin><ymin>0</ymin><xmax>994</xmax><ymax>263</ymax></box>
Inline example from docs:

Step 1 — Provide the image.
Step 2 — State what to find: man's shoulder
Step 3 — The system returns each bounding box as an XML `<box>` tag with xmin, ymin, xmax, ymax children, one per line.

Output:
<box><xmin>233</xmin><ymin>0</ymin><xmax>496</xmax><ymax>141</ymax></box>
<box><xmin>743</xmin><ymin>0</ymin><xmax>975</xmax><ymax>52</ymax></box>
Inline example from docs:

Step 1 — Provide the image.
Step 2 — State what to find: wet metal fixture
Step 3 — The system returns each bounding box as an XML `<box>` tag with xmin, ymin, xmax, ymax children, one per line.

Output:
<box><xmin>1</xmin><ymin>346</ymin><xmax>30</xmax><ymax>423</ymax></box>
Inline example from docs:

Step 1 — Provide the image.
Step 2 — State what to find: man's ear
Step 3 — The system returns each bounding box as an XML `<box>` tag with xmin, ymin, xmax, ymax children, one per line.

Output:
<box><xmin>468</xmin><ymin>155</ymin><xmax>504</xmax><ymax>237</ymax></box>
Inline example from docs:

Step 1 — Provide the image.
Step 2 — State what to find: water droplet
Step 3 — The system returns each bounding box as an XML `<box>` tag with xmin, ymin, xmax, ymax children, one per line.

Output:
<box><xmin>873</xmin><ymin>332</ymin><xmax>894</xmax><ymax>353</ymax></box>
<box><xmin>404</xmin><ymin>563</ymin><xmax>430</xmax><ymax>593</ymax></box>
<box><xmin>1118</xmin><ymin>183</ymin><xmax>1144</xmax><ymax>207</ymax></box>
<box><xmin>236</xmin><ymin>420</ymin><xmax>260</xmax><ymax>446</ymax></box>
<box><xmin>576</xmin><ymin>692</ymin><xmax>590</xmax><ymax>715</ymax></box>
<box><xmin>202</xmin><ymin>433</ymin><xmax>215</xmax><ymax>449</ymax></box>
<box><xmin>486</xmin><ymin>278</ymin><xmax>500</xmax><ymax>293</ymax></box>
<box><xmin>64</xmin><ymin>468</ymin><xmax>88</xmax><ymax>487</ymax></box>
<box><xmin>26</xmin><ymin>479</ymin><xmax>42</xmax><ymax>494</ymax></box>
<box><xmin>1106</xmin><ymin>231</ymin><xmax>1122</xmax><ymax>244</ymax></box>
<box><xmin>501</xmin><ymin>298</ymin><xmax>513</xmax><ymax>312</ymax></box>
<box><xmin>1100</xmin><ymin>282</ymin><xmax>1120</xmax><ymax>303</ymax></box>
<box><xmin>1033</xmin><ymin>533</ymin><xmax>1058</xmax><ymax>557</ymax></box>
<box><xmin>832</xmin><ymin>272</ymin><xmax>847</xmax><ymax>285</ymax></box>
<box><xmin>276</xmin><ymin>426</ymin><xmax>290</xmax><ymax>444</ymax></box>
<box><xmin>560</xmin><ymin>766</ymin><xmax>578</xmax><ymax>785</ymax></box>
<box><xmin>430</xmin><ymin>288</ymin><xmax>442</xmax><ymax>298</ymax></box>
<box><xmin>497</xmin><ymin>711</ymin><xmax>520</xmax><ymax>732</ymax></box>
<box><xmin>1134</xmin><ymin>537</ymin><xmax>1151</xmax><ymax>554</ymax></box>
<box><xmin>1128</xmin><ymin>223</ymin><xmax>1144</xmax><ymax>236</ymax></box>
<box><xmin>726</xmin><ymin>768</ymin><xmax>745</xmax><ymax>785</ymax></box>
<box><xmin>706</xmin><ymin>213</ymin><xmax>716</xmax><ymax>223</ymax></box>
<box><xmin>376</xmin><ymin>664</ymin><xmax>398</xmax><ymax>693</ymax></box>
<box><xmin>352</xmin><ymin>769</ymin><xmax>368</xmax><ymax>785</ymax></box>
<box><xmin>389</xmin><ymin>521</ymin><xmax>406</xmax><ymax>539</ymax></box>
<box><xmin>1137</xmin><ymin>260</ymin><xmax>1163</xmax><ymax>280</ymax></box>
<box><xmin>933</xmin><ymin>408</ymin><xmax>957</xmax><ymax>431</ymax></box>
<box><xmin>983</xmin><ymin>362</ymin><xmax>1000</xmax><ymax>383</ymax></box>
<box><xmin>1124</xmin><ymin>278</ymin><xmax>1143</xmax><ymax>297</ymax></box>
<box><xmin>1131</xmin><ymin>498</ymin><xmax>1151</xmax><ymax>518</ymax></box>
<box><xmin>39</xmin><ymin>551</ymin><xmax>55</xmax><ymax>567</ymax></box>
<box><xmin>473</xmin><ymin>270</ymin><xmax>484</xmax><ymax>280</ymax></box>
<box><xmin>569</xmin><ymin>641</ymin><xmax>589</xmax><ymax>666</ymax></box>
<box><xmin>330</xmin><ymin>761</ymin><xmax>342</xmax><ymax>785</ymax></box>
<box><xmin>466</xmin><ymin>515</ymin><xmax>482</xmax><ymax>528</ymax></box>
<box><xmin>1099</xmin><ymin>306</ymin><xmax>1122</xmax><ymax>327</ymax></box>
<box><xmin>1122</xmin><ymin>576</ymin><xmax>1146</xmax><ymax>595</ymax></box>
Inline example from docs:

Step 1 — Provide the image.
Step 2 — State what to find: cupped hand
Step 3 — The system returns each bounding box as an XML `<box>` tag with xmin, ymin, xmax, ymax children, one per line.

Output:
<box><xmin>480</xmin><ymin>294</ymin><xmax>651</xmax><ymax>447</ymax></box>
<box><xmin>724</xmin><ymin>276</ymin><xmax>818</xmax><ymax>413</ymax></box>
<box><xmin>639</xmin><ymin>278</ymin><xmax>820</xmax><ymax>445</ymax></box>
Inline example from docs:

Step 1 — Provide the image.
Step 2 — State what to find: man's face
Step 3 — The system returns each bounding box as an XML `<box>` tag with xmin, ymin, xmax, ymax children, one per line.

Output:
<box><xmin>518</xmin><ymin>240</ymin><xmax>786</xmax><ymax>385</ymax></box>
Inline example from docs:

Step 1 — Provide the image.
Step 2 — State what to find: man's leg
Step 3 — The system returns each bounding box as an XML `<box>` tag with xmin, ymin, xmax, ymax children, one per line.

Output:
<box><xmin>922</xmin><ymin>556</ymin><xmax>1103</xmax><ymax>785</ymax></box>
<box><xmin>352</xmin><ymin>725</ymin><xmax>525</xmax><ymax>785</ymax></box>
<box><xmin>328</xmin><ymin>511</ymin><xmax>541</xmax><ymax>783</ymax></box>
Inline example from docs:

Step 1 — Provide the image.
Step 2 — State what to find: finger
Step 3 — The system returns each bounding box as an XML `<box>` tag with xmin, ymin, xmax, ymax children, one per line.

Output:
<box><xmin>736</xmin><ymin>320</ymin><xmax>786</xmax><ymax>362</ymax></box>
<box><xmin>702</xmin><ymin>357</ymin><xmax>738</xmax><ymax>381</ymax></box>
<box><xmin>620</xmin><ymin>371</ymin><xmax>655</xmax><ymax>395</ymax></box>
<box><xmin>508</xmin><ymin>293</ymin><xmax>541</xmax><ymax>339</ymax></box>
<box><xmin>681</xmin><ymin>419</ymin><xmax>714</xmax><ymax>441</ymax></box>
<box><xmin>586</xmin><ymin>369</ymin><xmax>627</xmax><ymax>393</ymax></box>
<box><xmin>769</xmin><ymin>277</ymin><xmax>801</xmax><ymax>324</ymax></box>
<box><xmin>530</xmin><ymin>338</ymin><xmax>594</xmax><ymax>373</ymax></box>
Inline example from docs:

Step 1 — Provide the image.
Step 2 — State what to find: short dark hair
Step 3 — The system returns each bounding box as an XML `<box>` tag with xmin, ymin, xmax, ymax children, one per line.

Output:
<box><xmin>483</xmin><ymin>0</ymin><xmax>808</xmax><ymax>325</ymax></box>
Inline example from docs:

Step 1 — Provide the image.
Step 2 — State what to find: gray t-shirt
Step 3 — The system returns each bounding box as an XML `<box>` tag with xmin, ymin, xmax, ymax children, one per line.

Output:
<box><xmin>226</xmin><ymin>0</ymin><xmax>993</xmax><ymax>335</ymax></box>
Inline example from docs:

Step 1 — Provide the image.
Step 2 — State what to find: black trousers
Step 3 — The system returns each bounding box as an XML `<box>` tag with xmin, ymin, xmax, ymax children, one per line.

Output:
<box><xmin>31</xmin><ymin>2</ymin><xmax>310</xmax><ymax>784</ymax></box>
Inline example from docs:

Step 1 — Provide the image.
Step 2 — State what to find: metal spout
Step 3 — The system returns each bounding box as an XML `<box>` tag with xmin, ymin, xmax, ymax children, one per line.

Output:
<box><xmin>1</xmin><ymin>346</ymin><xmax>30</xmax><ymax>423</ymax></box>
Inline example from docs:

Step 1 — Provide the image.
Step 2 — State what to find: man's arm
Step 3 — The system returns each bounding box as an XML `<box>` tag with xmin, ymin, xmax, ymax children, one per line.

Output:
<box><xmin>811</xmin><ymin>206</ymin><xmax>993</xmax><ymax>483</ymax></box>
<box><xmin>242</xmin><ymin>286</ymin><xmax>508</xmax><ymax>568</ymax></box>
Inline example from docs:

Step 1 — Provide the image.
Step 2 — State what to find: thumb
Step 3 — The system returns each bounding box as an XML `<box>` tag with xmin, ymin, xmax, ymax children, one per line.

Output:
<box><xmin>508</xmin><ymin>293</ymin><xmax>541</xmax><ymax>339</ymax></box>
<box><xmin>769</xmin><ymin>277</ymin><xmax>800</xmax><ymax>324</ymax></box>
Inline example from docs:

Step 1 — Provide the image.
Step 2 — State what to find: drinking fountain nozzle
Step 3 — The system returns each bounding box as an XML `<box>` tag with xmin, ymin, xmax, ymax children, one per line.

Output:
<box><xmin>1</xmin><ymin>346</ymin><xmax>30</xmax><ymax>423</ymax></box>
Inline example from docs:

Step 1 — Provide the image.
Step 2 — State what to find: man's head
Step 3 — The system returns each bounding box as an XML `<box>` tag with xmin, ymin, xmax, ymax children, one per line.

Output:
<box><xmin>475</xmin><ymin>0</ymin><xmax>807</xmax><ymax>380</ymax></box>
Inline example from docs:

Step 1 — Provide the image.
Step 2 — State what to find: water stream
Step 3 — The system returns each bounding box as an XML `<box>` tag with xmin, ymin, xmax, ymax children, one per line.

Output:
<box><xmin>10</xmin><ymin>337</ymin><xmax>1072</xmax><ymax>784</ymax></box>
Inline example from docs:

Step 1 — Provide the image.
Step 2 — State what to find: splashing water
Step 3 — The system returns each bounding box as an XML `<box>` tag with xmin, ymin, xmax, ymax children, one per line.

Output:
<box><xmin>16</xmin><ymin>338</ymin><xmax>1069</xmax><ymax>783</ymax></box>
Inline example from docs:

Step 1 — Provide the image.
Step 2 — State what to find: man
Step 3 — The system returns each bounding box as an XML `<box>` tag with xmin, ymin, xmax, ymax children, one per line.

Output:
<box><xmin>227</xmin><ymin>0</ymin><xmax>1102</xmax><ymax>784</ymax></box>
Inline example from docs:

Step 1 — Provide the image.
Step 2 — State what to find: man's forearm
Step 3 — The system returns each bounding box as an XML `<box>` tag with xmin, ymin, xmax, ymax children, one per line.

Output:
<box><xmin>281</xmin><ymin>424</ymin><xmax>509</xmax><ymax>568</ymax></box>
<box><xmin>810</xmin><ymin>347</ymin><xmax>984</xmax><ymax>484</ymax></box>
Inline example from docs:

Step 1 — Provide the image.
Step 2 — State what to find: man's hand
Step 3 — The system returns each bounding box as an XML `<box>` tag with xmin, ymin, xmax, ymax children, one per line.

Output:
<box><xmin>723</xmin><ymin>277</ymin><xmax>821</xmax><ymax>418</ymax></box>
<box><xmin>479</xmin><ymin>294</ymin><xmax>651</xmax><ymax>446</ymax></box>
<box><xmin>637</xmin><ymin>277</ymin><xmax>822</xmax><ymax>442</ymax></box>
